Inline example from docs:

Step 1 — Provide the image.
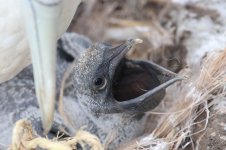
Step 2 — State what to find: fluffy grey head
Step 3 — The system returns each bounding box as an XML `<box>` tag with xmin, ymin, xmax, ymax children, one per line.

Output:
<box><xmin>73</xmin><ymin>40</ymin><xmax>135</xmax><ymax>113</ymax></box>
<box><xmin>73</xmin><ymin>39</ymin><xmax>181</xmax><ymax>114</ymax></box>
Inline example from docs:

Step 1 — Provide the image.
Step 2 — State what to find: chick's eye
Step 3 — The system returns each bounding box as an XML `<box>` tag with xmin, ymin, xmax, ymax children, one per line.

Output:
<box><xmin>95</xmin><ymin>78</ymin><xmax>103</xmax><ymax>86</ymax></box>
<box><xmin>94</xmin><ymin>77</ymin><xmax>107</xmax><ymax>90</ymax></box>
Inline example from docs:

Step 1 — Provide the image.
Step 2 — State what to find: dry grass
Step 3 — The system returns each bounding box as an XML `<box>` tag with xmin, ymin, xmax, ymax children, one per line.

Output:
<box><xmin>121</xmin><ymin>49</ymin><xmax>226</xmax><ymax>149</ymax></box>
<box><xmin>8</xmin><ymin>119</ymin><xmax>103</xmax><ymax>150</ymax></box>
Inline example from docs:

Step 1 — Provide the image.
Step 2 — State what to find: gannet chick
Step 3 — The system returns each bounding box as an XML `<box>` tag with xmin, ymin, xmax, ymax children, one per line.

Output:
<box><xmin>61</xmin><ymin>35</ymin><xmax>181</xmax><ymax>149</ymax></box>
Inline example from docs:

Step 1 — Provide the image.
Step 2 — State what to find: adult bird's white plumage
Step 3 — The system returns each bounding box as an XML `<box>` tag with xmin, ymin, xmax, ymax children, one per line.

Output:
<box><xmin>0</xmin><ymin>0</ymin><xmax>30</xmax><ymax>83</ymax></box>
<box><xmin>0</xmin><ymin>0</ymin><xmax>81</xmax><ymax>133</ymax></box>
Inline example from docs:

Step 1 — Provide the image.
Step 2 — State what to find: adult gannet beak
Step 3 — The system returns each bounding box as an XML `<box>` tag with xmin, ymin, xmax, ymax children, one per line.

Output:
<box><xmin>22</xmin><ymin>0</ymin><xmax>63</xmax><ymax>133</ymax></box>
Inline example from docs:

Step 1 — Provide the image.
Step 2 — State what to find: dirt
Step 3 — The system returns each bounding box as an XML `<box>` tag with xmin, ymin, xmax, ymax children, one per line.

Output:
<box><xmin>185</xmin><ymin>106</ymin><xmax>226</xmax><ymax>150</ymax></box>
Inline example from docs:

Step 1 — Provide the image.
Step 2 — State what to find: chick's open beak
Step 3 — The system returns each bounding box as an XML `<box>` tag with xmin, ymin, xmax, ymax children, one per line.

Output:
<box><xmin>22</xmin><ymin>0</ymin><xmax>62</xmax><ymax>133</ymax></box>
<box><xmin>109</xmin><ymin>39</ymin><xmax>183</xmax><ymax>113</ymax></box>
